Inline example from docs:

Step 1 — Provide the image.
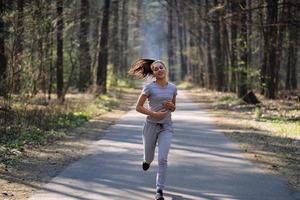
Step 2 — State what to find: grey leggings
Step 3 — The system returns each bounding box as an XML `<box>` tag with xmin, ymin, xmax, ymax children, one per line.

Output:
<box><xmin>142</xmin><ymin>121</ymin><xmax>173</xmax><ymax>190</ymax></box>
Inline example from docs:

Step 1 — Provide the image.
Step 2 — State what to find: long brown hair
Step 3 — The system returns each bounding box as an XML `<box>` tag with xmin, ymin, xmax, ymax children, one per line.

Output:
<box><xmin>128</xmin><ymin>58</ymin><xmax>155</xmax><ymax>79</ymax></box>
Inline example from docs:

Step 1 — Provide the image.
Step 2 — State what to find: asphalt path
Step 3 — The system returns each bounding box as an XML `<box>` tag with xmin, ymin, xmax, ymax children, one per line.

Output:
<box><xmin>29</xmin><ymin>91</ymin><xmax>298</xmax><ymax>200</ymax></box>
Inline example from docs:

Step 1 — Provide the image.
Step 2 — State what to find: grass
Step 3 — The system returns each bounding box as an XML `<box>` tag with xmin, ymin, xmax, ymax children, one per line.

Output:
<box><xmin>218</xmin><ymin>95</ymin><xmax>245</xmax><ymax>105</ymax></box>
<box><xmin>253</xmin><ymin>106</ymin><xmax>300</xmax><ymax>138</ymax></box>
<box><xmin>177</xmin><ymin>81</ymin><xmax>195</xmax><ymax>90</ymax></box>
<box><xmin>212</xmin><ymin>92</ymin><xmax>300</xmax><ymax>139</ymax></box>
<box><xmin>0</xmin><ymin>86</ymin><xmax>132</xmax><ymax>158</ymax></box>
<box><xmin>255</xmin><ymin>114</ymin><xmax>300</xmax><ymax>137</ymax></box>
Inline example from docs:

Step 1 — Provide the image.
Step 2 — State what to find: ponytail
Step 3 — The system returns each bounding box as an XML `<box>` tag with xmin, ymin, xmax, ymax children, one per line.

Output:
<box><xmin>128</xmin><ymin>58</ymin><xmax>155</xmax><ymax>79</ymax></box>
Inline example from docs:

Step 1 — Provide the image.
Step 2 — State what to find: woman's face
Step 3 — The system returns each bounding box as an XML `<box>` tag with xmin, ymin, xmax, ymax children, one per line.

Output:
<box><xmin>152</xmin><ymin>62</ymin><xmax>166</xmax><ymax>79</ymax></box>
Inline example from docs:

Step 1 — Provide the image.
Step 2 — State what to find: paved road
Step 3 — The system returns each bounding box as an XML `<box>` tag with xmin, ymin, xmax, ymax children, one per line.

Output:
<box><xmin>29</xmin><ymin>91</ymin><xmax>298</xmax><ymax>200</ymax></box>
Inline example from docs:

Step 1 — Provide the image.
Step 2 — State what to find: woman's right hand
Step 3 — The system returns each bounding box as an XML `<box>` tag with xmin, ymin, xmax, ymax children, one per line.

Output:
<box><xmin>151</xmin><ymin>111</ymin><xmax>168</xmax><ymax>120</ymax></box>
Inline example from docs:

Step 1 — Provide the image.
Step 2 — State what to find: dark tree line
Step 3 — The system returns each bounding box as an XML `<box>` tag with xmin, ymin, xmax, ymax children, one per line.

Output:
<box><xmin>0</xmin><ymin>0</ymin><xmax>299</xmax><ymax>102</ymax></box>
<box><xmin>165</xmin><ymin>0</ymin><xmax>300</xmax><ymax>99</ymax></box>
<box><xmin>0</xmin><ymin>0</ymin><xmax>136</xmax><ymax>102</ymax></box>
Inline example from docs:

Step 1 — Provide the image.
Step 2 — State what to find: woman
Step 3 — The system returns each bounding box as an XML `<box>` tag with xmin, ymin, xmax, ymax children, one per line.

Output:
<box><xmin>128</xmin><ymin>58</ymin><xmax>177</xmax><ymax>200</ymax></box>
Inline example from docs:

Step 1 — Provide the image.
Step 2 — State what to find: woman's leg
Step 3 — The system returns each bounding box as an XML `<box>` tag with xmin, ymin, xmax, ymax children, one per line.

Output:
<box><xmin>156</xmin><ymin>129</ymin><xmax>172</xmax><ymax>190</ymax></box>
<box><xmin>142</xmin><ymin>122</ymin><xmax>158</xmax><ymax>164</ymax></box>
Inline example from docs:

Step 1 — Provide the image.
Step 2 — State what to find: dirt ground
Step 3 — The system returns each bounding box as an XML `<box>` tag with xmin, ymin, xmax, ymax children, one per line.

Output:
<box><xmin>0</xmin><ymin>89</ymin><xmax>140</xmax><ymax>200</ymax></box>
<box><xmin>182</xmin><ymin>88</ymin><xmax>300</xmax><ymax>193</ymax></box>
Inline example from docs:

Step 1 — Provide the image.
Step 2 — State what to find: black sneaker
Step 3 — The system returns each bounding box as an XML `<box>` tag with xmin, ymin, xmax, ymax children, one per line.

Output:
<box><xmin>155</xmin><ymin>189</ymin><xmax>164</xmax><ymax>200</ymax></box>
<box><xmin>142</xmin><ymin>162</ymin><xmax>150</xmax><ymax>171</ymax></box>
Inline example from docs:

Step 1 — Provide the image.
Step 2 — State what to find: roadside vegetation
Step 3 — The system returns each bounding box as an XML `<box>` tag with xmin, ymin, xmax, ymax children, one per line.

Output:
<box><xmin>0</xmin><ymin>79</ymin><xmax>137</xmax><ymax>167</ymax></box>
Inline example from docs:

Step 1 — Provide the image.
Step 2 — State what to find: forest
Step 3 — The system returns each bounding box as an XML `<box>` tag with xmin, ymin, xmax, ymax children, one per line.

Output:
<box><xmin>0</xmin><ymin>0</ymin><xmax>299</xmax><ymax>102</ymax></box>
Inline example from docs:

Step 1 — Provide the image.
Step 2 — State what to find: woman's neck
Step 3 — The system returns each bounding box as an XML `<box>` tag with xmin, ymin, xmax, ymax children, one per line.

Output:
<box><xmin>155</xmin><ymin>79</ymin><xmax>167</xmax><ymax>87</ymax></box>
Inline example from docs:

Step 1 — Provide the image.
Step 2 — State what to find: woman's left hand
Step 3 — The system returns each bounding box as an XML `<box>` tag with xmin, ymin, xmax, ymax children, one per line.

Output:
<box><xmin>163</xmin><ymin>100</ymin><xmax>176</xmax><ymax>111</ymax></box>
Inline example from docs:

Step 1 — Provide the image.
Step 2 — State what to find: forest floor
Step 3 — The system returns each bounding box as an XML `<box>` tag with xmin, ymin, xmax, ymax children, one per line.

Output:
<box><xmin>183</xmin><ymin>87</ymin><xmax>300</xmax><ymax>193</ymax></box>
<box><xmin>0</xmin><ymin>88</ymin><xmax>141</xmax><ymax>200</ymax></box>
<box><xmin>0</xmin><ymin>86</ymin><xmax>299</xmax><ymax>200</ymax></box>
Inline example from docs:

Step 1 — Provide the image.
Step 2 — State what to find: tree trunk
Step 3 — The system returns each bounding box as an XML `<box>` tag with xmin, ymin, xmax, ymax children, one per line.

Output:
<box><xmin>189</xmin><ymin>1</ymin><xmax>203</xmax><ymax>85</ymax></box>
<box><xmin>35</xmin><ymin>1</ymin><xmax>46</xmax><ymax>95</ymax></box>
<box><xmin>167</xmin><ymin>0</ymin><xmax>175</xmax><ymax>81</ymax></box>
<box><xmin>13</xmin><ymin>0</ymin><xmax>24</xmax><ymax>93</ymax></box>
<box><xmin>261</xmin><ymin>23</ymin><xmax>268</xmax><ymax>94</ymax></box>
<box><xmin>48</xmin><ymin>26</ymin><xmax>54</xmax><ymax>100</ymax></box>
<box><xmin>120</xmin><ymin>0</ymin><xmax>128</xmax><ymax>76</ymax></box>
<box><xmin>78</xmin><ymin>0</ymin><xmax>91</xmax><ymax>91</ymax></box>
<box><xmin>45</xmin><ymin>2</ymin><xmax>53</xmax><ymax>100</ymax></box>
<box><xmin>237</xmin><ymin>0</ymin><xmax>248</xmax><ymax>98</ymax></box>
<box><xmin>96</xmin><ymin>0</ymin><xmax>110</xmax><ymax>94</ymax></box>
<box><xmin>230</xmin><ymin>1</ymin><xmax>238</xmax><ymax>93</ymax></box>
<box><xmin>265</xmin><ymin>0</ymin><xmax>278</xmax><ymax>99</ymax></box>
<box><xmin>56</xmin><ymin>0</ymin><xmax>64</xmax><ymax>102</ymax></box>
<box><xmin>213</xmin><ymin>0</ymin><xmax>224</xmax><ymax>91</ymax></box>
<box><xmin>246</xmin><ymin>0</ymin><xmax>252</xmax><ymax>70</ymax></box>
<box><xmin>205</xmin><ymin>0</ymin><xmax>214</xmax><ymax>89</ymax></box>
<box><xmin>286</xmin><ymin>1</ymin><xmax>298</xmax><ymax>90</ymax></box>
<box><xmin>222</xmin><ymin>15</ymin><xmax>230</xmax><ymax>91</ymax></box>
<box><xmin>110</xmin><ymin>0</ymin><xmax>119</xmax><ymax>86</ymax></box>
<box><xmin>274</xmin><ymin>0</ymin><xmax>285</xmax><ymax>92</ymax></box>
<box><xmin>176</xmin><ymin>0</ymin><xmax>187</xmax><ymax>81</ymax></box>
<box><xmin>90</xmin><ymin>1</ymin><xmax>101</xmax><ymax>85</ymax></box>
<box><xmin>197</xmin><ymin>4</ymin><xmax>205</xmax><ymax>87</ymax></box>
<box><xmin>0</xmin><ymin>0</ymin><xmax>7</xmax><ymax>97</ymax></box>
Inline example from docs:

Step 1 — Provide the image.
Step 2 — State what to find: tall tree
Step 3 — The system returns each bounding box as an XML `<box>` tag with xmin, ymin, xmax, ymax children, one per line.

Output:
<box><xmin>90</xmin><ymin>0</ymin><xmax>101</xmax><ymax>84</ymax></box>
<box><xmin>176</xmin><ymin>0</ymin><xmax>188</xmax><ymax>80</ymax></box>
<box><xmin>96</xmin><ymin>0</ymin><xmax>110</xmax><ymax>94</ymax></box>
<box><xmin>237</xmin><ymin>0</ymin><xmax>248</xmax><ymax>98</ymax></box>
<box><xmin>222</xmin><ymin>1</ymin><xmax>230</xmax><ymax>91</ymax></box>
<box><xmin>120</xmin><ymin>0</ymin><xmax>129</xmax><ymax>75</ymax></box>
<box><xmin>110</xmin><ymin>0</ymin><xmax>120</xmax><ymax>86</ymax></box>
<box><xmin>260</xmin><ymin>0</ymin><xmax>267</xmax><ymax>95</ymax></box>
<box><xmin>0</xmin><ymin>0</ymin><xmax>7</xmax><ymax>97</ymax></box>
<box><xmin>167</xmin><ymin>0</ymin><xmax>175</xmax><ymax>81</ymax></box>
<box><xmin>285</xmin><ymin>1</ymin><xmax>298</xmax><ymax>90</ymax></box>
<box><xmin>229</xmin><ymin>1</ymin><xmax>239</xmax><ymax>92</ymax></box>
<box><xmin>78</xmin><ymin>0</ymin><xmax>91</xmax><ymax>91</ymax></box>
<box><xmin>36</xmin><ymin>1</ymin><xmax>47</xmax><ymax>95</ymax></box>
<box><xmin>56</xmin><ymin>0</ymin><xmax>64</xmax><ymax>102</ymax></box>
<box><xmin>246</xmin><ymin>0</ymin><xmax>252</xmax><ymax>69</ymax></box>
<box><xmin>196</xmin><ymin>0</ymin><xmax>205</xmax><ymax>86</ymax></box>
<box><xmin>265</xmin><ymin>0</ymin><xmax>278</xmax><ymax>99</ymax></box>
<box><xmin>213</xmin><ymin>0</ymin><xmax>224</xmax><ymax>91</ymax></box>
<box><xmin>13</xmin><ymin>0</ymin><xmax>24</xmax><ymax>93</ymax></box>
<box><xmin>47</xmin><ymin>16</ymin><xmax>54</xmax><ymax>100</ymax></box>
<box><xmin>205</xmin><ymin>0</ymin><xmax>214</xmax><ymax>89</ymax></box>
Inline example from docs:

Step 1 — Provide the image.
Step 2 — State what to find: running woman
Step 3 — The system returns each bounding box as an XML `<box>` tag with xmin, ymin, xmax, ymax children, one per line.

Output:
<box><xmin>128</xmin><ymin>58</ymin><xmax>177</xmax><ymax>200</ymax></box>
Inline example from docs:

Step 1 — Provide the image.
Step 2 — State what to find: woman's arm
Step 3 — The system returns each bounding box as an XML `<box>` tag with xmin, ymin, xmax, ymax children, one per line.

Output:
<box><xmin>136</xmin><ymin>94</ymin><xmax>167</xmax><ymax>119</ymax></box>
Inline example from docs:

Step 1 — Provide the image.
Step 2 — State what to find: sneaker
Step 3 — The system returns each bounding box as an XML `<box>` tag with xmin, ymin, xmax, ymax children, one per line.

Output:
<box><xmin>142</xmin><ymin>162</ymin><xmax>150</xmax><ymax>171</ymax></box>
<box><xmin>155</xmin><ymin>189</ymin><xmax>164</xmax><ymax>200</ymax></box>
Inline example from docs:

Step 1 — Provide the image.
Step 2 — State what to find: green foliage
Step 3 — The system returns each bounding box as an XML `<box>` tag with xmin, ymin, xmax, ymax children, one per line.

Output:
<box><xmin>8</xmin><ymin>128</ymin><xmax>46</xmax><ymax>149</ymax></box>
<box><xmin>51</xmin><ymin>112</ymin><xmax>89</xmax><ymax>128</ymax></box>
<box><xmin>107</xmin><ymin>64</ymin><xmax>137</xmax><ymax>89</ymax></box>
<box><xmin>233</xmin><ymin>66</ymin><xmax>262</xmax><ymax>89</ymax></box>
<box><xmin>256</xmin><ymin>114</ymin><xmax>299</xmax><ymax>123</ymax></box>
<box><xmin>254</xmin><ymin>109</ymin><xmax>300</xmax><ymax>137</ymax></box>
<box><xmin>0</xmin><ymin>88</ymin><xmax>125</xmax><ymax>154</ymax></box>
<box><xmin>96</xmin><ymin>93</ymin><xmax>120</xmax><ymax>112</ymax></box>
<box><xmin>177</xmin><ymin>81</ymin><xmax>194</xmax><ymax>90</ymax></box>
<box><xmin>254</xmin><ymin>107</ymin><xmax>263</xmax><ymax>120</ymax></box>
<box><xmin>218</xmin><ymin>95</ymin><xmax>244</xmax><ymax>105</ymax></box>
<box><xmin>116</xmin><ymin>78</ymin><xmax>136</xmax><ymax>88</ymax></box>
